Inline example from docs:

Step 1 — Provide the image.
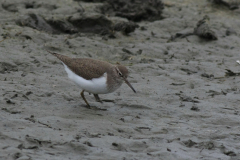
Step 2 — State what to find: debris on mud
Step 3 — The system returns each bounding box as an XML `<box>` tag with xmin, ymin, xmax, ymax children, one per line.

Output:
<box><xmin>169</xmin><ymin>15</ymin><xmax>218</xmax><ymax>41</ymax></box>
<box><xmin>211</xmin><ymin>0</ymin><xmax>239</xmax><ymax>10</ymax></box>
<box><xmin>100</xmin><ymin>0</ymin><xmax>164</xmax><ymax>22</ymax></box>
<box><xmin>225</xmin><ymin>69</ymin><xmax>240</xmax><ymax>77</ymax></box>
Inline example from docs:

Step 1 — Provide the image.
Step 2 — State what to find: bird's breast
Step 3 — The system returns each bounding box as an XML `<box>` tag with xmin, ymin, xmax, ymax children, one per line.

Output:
<box><xmin>106</xmin><ymin>73</ymin><xmax>124</xmax><ymax>93</ymax></box>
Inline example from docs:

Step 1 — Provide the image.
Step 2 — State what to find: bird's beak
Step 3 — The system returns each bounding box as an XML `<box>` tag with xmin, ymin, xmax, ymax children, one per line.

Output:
<box><xmin>124</xmin><ymin>78</ymin><xmax>136</xmax><ymax>93</ymax></box>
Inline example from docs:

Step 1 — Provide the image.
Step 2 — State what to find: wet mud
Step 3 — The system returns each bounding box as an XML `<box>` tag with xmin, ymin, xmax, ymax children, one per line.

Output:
<box><xmin>1</xmin><ymin>0</ymin><xmax>240</xmax><ymax>160</ymax></box>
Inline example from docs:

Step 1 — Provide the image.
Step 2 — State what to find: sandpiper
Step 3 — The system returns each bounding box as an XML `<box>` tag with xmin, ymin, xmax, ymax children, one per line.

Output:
<box><xmin>48</xmin><ymin>51</ymin><xmax>136</xmax><ymax>108</ymax></box>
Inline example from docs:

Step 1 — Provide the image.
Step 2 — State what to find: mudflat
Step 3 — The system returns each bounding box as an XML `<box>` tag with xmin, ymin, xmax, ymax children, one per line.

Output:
<box><xmin>1</xmin><ymin>0</ymin><xmax>240</xmax><ymax>159</ymax></box>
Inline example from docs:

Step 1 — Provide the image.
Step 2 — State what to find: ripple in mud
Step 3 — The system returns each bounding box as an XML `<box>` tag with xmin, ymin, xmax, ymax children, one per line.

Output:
<box><xmin>111</xmin><ymin>141</ymin><xmax>148</xmax><ymax>152</ymax></box>
<box><xmin>0</xmin><ymin>62</ymin><xmax>18</xmax><ymax>74</ymax></box>
<box><xmin>183</xmin><ymin>139</ymin><xmax>216</xmax><ymax>150</ymax></box>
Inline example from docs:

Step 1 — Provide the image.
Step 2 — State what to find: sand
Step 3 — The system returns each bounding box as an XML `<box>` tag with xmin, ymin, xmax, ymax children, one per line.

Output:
<box><xmin>1</xmin><ymin>0</ymin><xmax>240</xmax><ymax>159</ymax></box>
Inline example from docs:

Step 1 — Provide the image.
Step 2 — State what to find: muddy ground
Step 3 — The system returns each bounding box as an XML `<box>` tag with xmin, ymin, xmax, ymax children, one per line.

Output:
<box><xmin>1</xmin><ymin>0</ymin><xmax>240</xmax><ymax>160</ymax></box>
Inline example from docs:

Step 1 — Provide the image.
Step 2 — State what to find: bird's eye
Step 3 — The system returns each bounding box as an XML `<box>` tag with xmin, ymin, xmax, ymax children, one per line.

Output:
<box><xmin>118</xmin><ymin>72</ymin><xmax>122</xmax><ymax>76</ymax></box>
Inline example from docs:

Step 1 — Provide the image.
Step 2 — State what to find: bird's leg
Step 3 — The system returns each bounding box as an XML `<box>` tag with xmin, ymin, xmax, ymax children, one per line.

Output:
<box><xmin>80</xmin><ymin>90</ymin><xmax>91</xmax><ymax>108</ymax></box>
<box><xmin>81</xmin><ymin>92</ymin><xmax>107</xmax><ymax>111</ymax></box>
<box><xmin>94</xmin><ymin>94</ymin><xmax>103</xmax><ymax>103</ymax></box>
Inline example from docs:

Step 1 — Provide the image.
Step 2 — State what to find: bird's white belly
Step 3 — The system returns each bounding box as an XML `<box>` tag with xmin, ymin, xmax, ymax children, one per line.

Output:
<box><xmin>63</xmin><ymin>64</ymin><xmax>109</xmax><ymax>94</ymax></box>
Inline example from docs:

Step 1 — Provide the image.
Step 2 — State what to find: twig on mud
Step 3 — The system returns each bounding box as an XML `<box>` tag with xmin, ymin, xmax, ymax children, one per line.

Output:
<box><xmin>38</xmin><ymin>121</ymin><xmax>52</xmax><ymax>128</ymax></box>
<box><xmin>0</xmin><ymin>38</ymin><xmax>6</xmax><ymax>43</ymax></box>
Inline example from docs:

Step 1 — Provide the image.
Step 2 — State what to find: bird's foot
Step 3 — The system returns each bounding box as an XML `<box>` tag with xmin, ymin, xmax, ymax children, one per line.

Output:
<box><xmin>96</xmin><ymin>99</ymin><xmax>103</xmax><ymax>103</ymax></box>
<box><xmin>102</xmin><ymin>99</ymin><xmax>115</xmax><ymax>103</ymax></box>
<box><xmin>84</xmin><ymin>105</ymin><xmax>107</xmax><ymax>111</ymax></box>
<box><xmin>94</xmin><ymin>94</ymin><xmax>103</xmax><ymax>103</ymax></box>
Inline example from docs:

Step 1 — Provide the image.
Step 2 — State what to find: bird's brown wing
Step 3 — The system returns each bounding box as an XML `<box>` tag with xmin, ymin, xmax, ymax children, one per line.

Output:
<box><xmin>49</xmin><ymin>51</ymin><xmax>113</xmax><ymax>80</ymax></box>
<box><xmin>65</xmin><ymin>58</ymin><xmax>112</xmax><ymax>80</ymax></box>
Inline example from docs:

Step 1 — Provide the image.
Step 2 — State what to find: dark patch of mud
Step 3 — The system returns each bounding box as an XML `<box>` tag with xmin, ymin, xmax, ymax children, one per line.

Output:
<box><xmin>75</xmin><ymin>0</ymin><xmax>164</xmax><ymax>22</ymax></box>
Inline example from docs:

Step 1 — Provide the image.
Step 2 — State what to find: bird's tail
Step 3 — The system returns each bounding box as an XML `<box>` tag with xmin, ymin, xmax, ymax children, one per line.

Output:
<box><xmin>47</xmin><ymin>50</ymin><xmax>70</xmax><ymax>63</ymax></box>
<box><xmin>47</xmin><ymin>50</ymin><xmax>59</xmax><ymax>57</ymax></box>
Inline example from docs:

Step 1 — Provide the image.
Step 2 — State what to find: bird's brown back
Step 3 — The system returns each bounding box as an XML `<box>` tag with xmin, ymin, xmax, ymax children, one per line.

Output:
<box><xmin>49</xmin><ymin>51</ymin><xmax>113</xmax><ymax>80</ymax></box>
